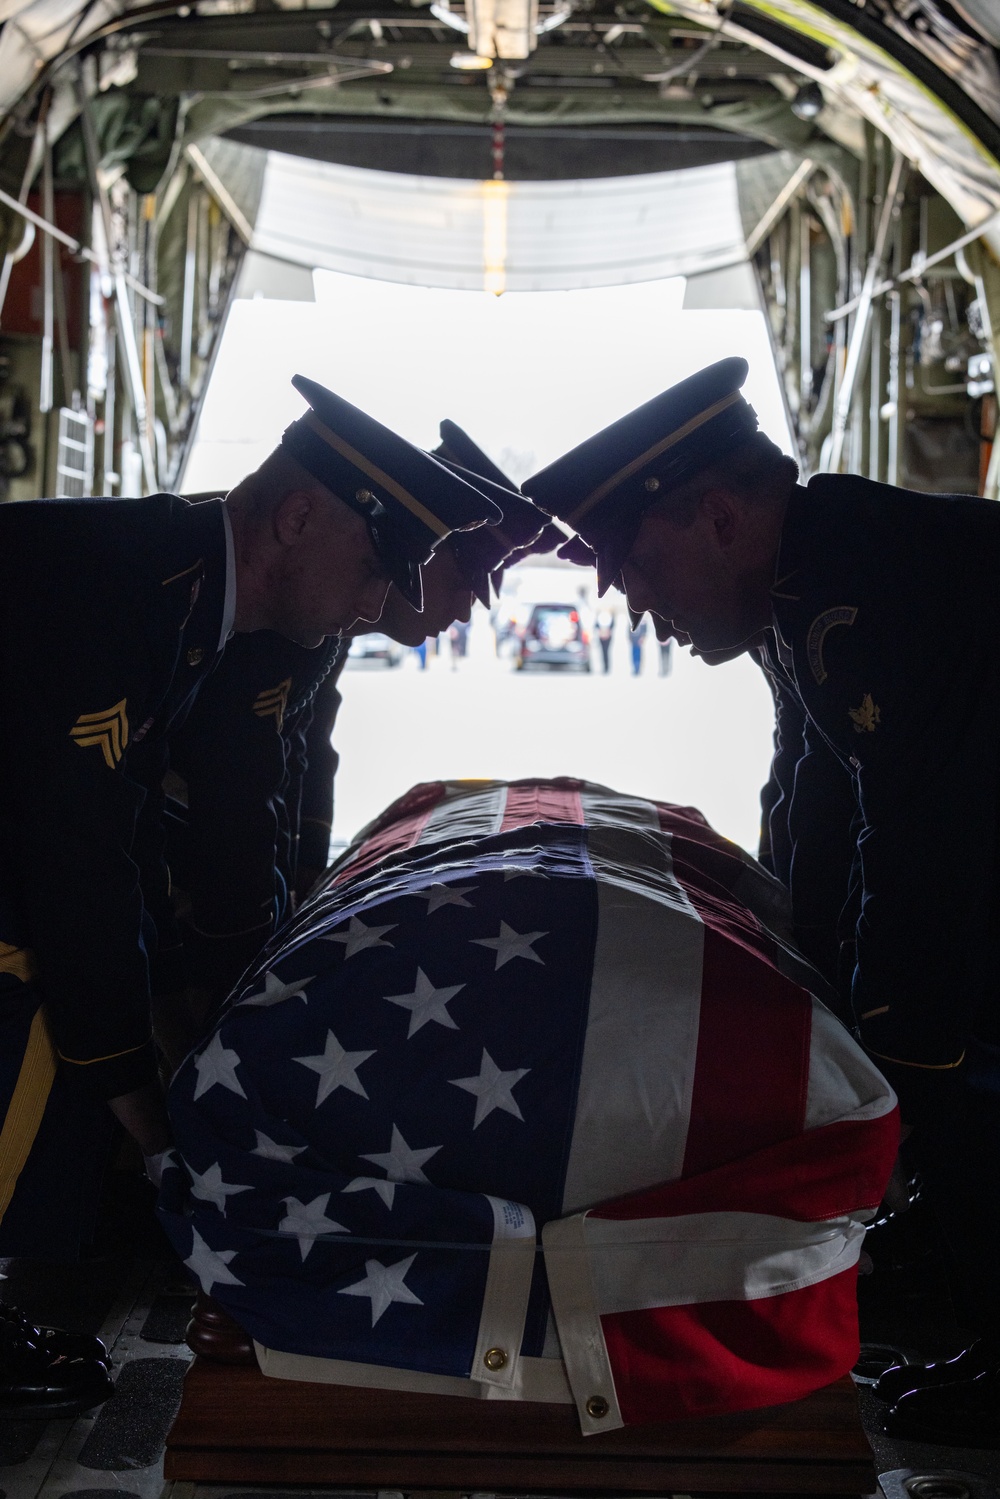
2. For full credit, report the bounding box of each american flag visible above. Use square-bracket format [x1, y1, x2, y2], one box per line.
[159, 778, 898, 1432]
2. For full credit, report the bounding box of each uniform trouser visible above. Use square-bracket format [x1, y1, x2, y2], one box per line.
[0, 897, 114, 1259]
[887, 1040, 1000, 1342]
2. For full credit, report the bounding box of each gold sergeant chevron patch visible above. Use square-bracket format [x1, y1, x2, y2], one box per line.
[69, 698, 129, 769]
[253, 677, 292, 730]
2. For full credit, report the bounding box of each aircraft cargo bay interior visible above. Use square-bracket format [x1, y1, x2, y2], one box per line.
[2, 0, 1000, 1496]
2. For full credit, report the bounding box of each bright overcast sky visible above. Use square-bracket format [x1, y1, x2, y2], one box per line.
[184, 271, 794, 491]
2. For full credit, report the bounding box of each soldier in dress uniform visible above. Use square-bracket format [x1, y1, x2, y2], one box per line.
[153, 425, 553, 1029]
[0, 375, 499, 1417]
[524, 356, 1000, 1449]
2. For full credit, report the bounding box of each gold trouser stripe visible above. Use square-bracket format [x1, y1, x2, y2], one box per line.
[302, 411, 450, 540]
[0, 942, 36, 983]
[0, 1007, 58, 1225]
[567, 389, 743, 527]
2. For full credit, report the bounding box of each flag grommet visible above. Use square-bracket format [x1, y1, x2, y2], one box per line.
[483, 1347, 507, 1371]
[586, 1395, 610, 1419]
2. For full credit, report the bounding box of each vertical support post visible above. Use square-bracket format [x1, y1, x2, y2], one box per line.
[799, 208, 811, 414]
[77, 78, 157, 494]
[103, 325, 117, 495]
[180, 191, 197, 391]
[886, 289, 902, 486]
[828, 150, 905, 472]
[40, 140, 54, 414]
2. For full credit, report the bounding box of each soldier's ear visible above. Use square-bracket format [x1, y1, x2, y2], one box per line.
[272, 487, 316, 545]
[698, 486, 739, 550]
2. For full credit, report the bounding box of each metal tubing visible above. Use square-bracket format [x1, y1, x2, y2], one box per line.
[799, 207, 811, 412]
[745, 158, 814, 258]
[40, 141, 54, 414]
[0, 184, 164, 306]
[103, 325, 117, 495]
[184, 145, 253, 245]
[77, 81, 158, 493]
[826, 202, 1000, 324]
[828, 151, 905, 473]
[180, 192, 197, 391]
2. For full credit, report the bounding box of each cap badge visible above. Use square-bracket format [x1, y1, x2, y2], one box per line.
[644, 477, 660, 493]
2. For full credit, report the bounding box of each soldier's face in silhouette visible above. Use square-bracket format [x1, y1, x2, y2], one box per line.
[270, 488, 393, 647]
[621, 488, 769, 656]
[379, 543, 473, 646]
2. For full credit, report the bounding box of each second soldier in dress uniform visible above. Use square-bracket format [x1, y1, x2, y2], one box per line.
[0, 375, 499, 1418]
[157, 422, 553, 1028]
[525, 356, 1000, 1450]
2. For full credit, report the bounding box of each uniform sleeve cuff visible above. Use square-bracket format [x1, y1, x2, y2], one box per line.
[59, 1039, 159, 1099]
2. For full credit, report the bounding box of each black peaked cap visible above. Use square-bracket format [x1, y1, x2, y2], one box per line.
[283, 376, 502, 608]
[436, 419, 516, 491]
[523, 358, 758, 595]
[435, 455, 548, 606]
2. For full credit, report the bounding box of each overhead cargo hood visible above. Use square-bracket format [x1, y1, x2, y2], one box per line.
[247, 152, 747, 293]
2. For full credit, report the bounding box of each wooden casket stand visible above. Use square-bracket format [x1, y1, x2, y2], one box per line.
[165, 1297, 878, 1495]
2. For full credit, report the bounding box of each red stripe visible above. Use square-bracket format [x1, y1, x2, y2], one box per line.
[591, 1111, 900, 1225]
[334, 782, 448, 886]
[500, 778, 585, 833]
[681, 925, 811, 1178]
[656, 804, 782, 968]
[601, 1270, 861, 1424]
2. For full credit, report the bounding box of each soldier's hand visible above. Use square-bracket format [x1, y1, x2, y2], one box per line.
[108, 1081, 172, 1157]
[151, 985, 215, 1073]
[295, 866, 325, 906]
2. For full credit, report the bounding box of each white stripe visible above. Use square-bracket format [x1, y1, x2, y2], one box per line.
[254, 1344, 574, 1404]
[417, 781, 508, 848]
[805, 998, 898, 1131]
[471, 1196, 536, 1390]
[560, 790, 704, 1213]
[582, 1208, 869, 1314]
[543, 1213, 624, 1434]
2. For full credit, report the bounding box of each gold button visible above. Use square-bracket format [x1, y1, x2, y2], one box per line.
[483, 1347, 507, 1371]
[644, 476, 660, 493]
[586, 1395, 610, 1419]
[355, 488, 375, 505]
[187, 646, 205, 666]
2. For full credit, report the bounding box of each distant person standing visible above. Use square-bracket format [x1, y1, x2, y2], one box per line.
[596, 606, 615, 673]
[414, 639, 428, 670]
[658, 635, 674, 676]
[629, 616, 647, 676]
[448, 618, 470, 668]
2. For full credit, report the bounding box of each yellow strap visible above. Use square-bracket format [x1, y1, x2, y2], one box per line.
[868, 1046, 967, 1071]
[0, 1006, 57, 1225]
[567, 389, 743, 527]
[301, 411, 450, 540]
[0, 942, 36, 984]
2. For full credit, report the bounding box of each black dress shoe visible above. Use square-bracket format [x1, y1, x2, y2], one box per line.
[0, 1310, 114, 1420]
[874, 1340, 994, 1403]
[0, 1304, 111, 1372]
[885, 1366, 1000, 1449]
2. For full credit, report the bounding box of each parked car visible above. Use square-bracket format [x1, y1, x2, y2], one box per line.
[516, 603, 591, 672]
[347, 632, 404, 668]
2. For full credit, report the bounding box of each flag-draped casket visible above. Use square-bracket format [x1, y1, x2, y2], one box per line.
[159, 778, 898, 1432]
